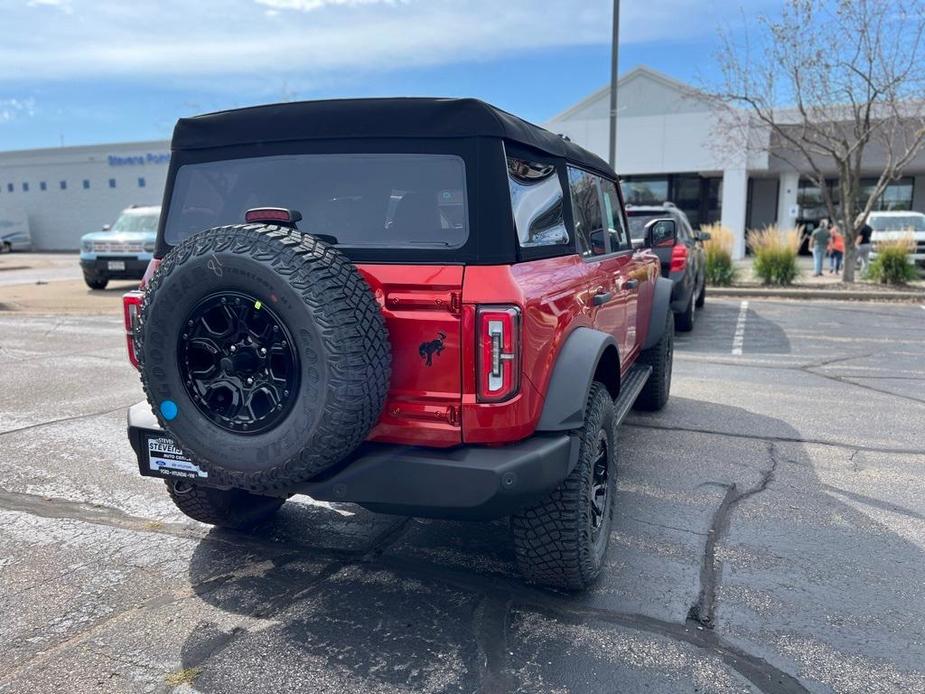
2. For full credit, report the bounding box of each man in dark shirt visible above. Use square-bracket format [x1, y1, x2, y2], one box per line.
[856, 217, 873, 273]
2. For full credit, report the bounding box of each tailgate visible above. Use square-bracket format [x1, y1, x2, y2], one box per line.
[357, 264, 464, 447]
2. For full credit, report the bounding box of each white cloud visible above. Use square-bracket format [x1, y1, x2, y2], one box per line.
[0, 98, 37, 123]
[0, 0, 772, 86]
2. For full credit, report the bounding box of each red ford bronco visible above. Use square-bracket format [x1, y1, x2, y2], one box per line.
[124, 98, 675, 590]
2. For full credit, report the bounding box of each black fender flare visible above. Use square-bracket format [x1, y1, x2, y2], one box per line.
[536, 327, 619, 432]
[643, 276, 674, 350]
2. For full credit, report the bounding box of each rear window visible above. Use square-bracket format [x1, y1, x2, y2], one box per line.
[626, 211, 660, 241]
[163, 153, 468, 249]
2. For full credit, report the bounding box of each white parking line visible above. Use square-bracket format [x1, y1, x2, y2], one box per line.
[731, 300, 749, 355]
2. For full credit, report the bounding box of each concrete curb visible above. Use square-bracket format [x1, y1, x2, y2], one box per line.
[708, 286, 925, 302]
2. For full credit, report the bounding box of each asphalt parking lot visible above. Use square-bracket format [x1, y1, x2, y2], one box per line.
[1, 296, 924, 693]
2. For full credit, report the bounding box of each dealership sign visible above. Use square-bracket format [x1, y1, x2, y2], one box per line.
[108, 153, 170, 166]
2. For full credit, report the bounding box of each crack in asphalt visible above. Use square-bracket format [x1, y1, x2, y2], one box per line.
[0, 487, 808, 694]
[0, 402, 138, 438]
[623, 420, 925, 456]
[688, 441, 779, 630]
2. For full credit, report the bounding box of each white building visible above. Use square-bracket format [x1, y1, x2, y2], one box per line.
[0, 140, 169, 250]
[547, 66, 925, 258]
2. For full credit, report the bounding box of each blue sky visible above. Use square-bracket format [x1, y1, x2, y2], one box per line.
[0, 0, 779, 151]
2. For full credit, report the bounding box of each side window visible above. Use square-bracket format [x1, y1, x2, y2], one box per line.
[567, 167, 606, 257]
[507, 157, 569, 248]
[600, 178, 630, 251]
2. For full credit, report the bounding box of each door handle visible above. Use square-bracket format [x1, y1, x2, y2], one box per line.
[624, 279, 640, 290]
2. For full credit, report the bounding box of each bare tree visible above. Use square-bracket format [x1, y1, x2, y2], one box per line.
[707, 0, 925, 281]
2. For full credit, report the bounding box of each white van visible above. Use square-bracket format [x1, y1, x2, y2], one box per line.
[868, 211, 925, 266]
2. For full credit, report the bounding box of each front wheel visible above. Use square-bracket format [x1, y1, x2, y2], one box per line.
[694, 279, 706, 308]
[511, 382, 617, 590]
[84, 274, 108, 290]
[166, 480, 284, 529]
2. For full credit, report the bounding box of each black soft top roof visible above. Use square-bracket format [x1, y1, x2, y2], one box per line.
[171, 97, 614, 178]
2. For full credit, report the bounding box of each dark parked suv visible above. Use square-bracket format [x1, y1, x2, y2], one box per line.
[626, 204, 707, 331]
[122, 98, 678, 590]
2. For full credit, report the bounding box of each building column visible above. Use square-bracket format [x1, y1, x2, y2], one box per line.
[777, 171, 800, 231]
[721, 168, 748, 260]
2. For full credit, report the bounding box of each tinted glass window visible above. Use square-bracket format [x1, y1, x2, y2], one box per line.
[622, 177, 668, 206]
[600, 178, 629, 251]
[508, 157, 569, 248]
[112, 213, 159, 233]
[626, 211, 659, 241]
[164, 154, 468, 249]
[567, 167, 606, 257]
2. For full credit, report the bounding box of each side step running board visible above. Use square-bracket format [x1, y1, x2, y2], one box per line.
[614, 364, 652, 425]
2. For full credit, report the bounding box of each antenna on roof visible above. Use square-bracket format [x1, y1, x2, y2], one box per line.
[558, 133, 572, 142]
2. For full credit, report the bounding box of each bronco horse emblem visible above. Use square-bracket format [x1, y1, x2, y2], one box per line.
[419, 331, 447, 367]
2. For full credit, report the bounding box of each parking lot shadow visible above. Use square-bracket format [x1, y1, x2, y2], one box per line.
[678, 301, 792, 355]
[179, 398, 925, 691]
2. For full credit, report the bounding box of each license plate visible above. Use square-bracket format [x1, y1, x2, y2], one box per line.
[145, 434, 208, 480]
[107, 260, 126, 271]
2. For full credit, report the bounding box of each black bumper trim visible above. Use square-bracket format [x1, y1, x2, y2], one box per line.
[127, 401, 580, 520]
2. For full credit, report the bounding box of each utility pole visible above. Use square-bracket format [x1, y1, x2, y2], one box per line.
[608, 0, 620, 169]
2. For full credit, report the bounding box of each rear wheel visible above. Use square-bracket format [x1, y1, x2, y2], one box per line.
[166, 480, 284, 529]
[84, 274, 108, 290]
[634, 309, 673, 412]
[511, 382, 617, 590]
[694, 278, 706, 308]
[674, 291, 695, 332]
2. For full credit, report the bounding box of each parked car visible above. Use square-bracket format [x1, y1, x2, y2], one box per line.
[868, 210, 925, 266]
[0, 208, 32, 252]
[626, 203, 707, 331]
[122, 98, 676, 590]
[79, 205, 159, 289]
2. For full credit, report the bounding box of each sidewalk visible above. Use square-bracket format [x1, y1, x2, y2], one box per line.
[709, 256, 925, 301]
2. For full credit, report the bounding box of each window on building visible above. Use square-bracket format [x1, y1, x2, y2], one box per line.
[60, 180, 67, 190]
[138, 177, 146, 188]
[6, 183, 12, 193]
[40, 181, 47, 191]
[621, 176, 669, 206]
[567, 167, 606, 257]
[860, 177, 914, 212]
[83, 179, 90, 190]
[22, 182, 29, 192]
[507, 157, 569, 248]
[108, 178, 116, 189]
[599, 178, 630, 251]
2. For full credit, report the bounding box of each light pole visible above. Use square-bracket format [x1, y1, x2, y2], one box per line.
[608, 0, 620, 169]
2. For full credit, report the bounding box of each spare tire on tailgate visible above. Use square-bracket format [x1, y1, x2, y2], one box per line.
[137, 224, 391, 492]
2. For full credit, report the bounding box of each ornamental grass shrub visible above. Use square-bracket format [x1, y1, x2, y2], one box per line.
[748, 225, 802, 286]
[701, 224, 737, 286]
[866, 234, 919, 285]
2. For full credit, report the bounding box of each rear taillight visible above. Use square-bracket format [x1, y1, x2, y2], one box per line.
[477, 305, 521, 403]
[123, 290, 143, 368]
[670, 244, 689, 272]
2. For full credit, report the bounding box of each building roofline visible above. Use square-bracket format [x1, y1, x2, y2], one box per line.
[546, 65, 706, 123]
[0, 139, 170, 159]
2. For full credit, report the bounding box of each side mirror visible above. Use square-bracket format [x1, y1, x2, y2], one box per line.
[697, 231, 712, 242]
[101, 224, 111, 231]
[643, 218, 677, 248]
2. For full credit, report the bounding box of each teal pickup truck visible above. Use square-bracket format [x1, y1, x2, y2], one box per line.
[79, 205, 159, 289]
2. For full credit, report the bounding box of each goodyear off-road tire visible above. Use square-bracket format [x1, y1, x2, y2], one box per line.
[166, 480, 284, 529]
[634, 309, 673, 412]
[675, 291, 695, 332]
[137, 224, 390, 492]
[511, 383, 617, 590]
[695, 279, 706, 308]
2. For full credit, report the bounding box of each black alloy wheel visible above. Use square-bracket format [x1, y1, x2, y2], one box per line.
[178, 291, 300, 435]
[589, 431, 610, 540]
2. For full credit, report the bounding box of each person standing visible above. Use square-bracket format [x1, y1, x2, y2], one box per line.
[810, 219, 831, 277]
[856, 216, 873, 274]
[828, 223, 845, 274]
